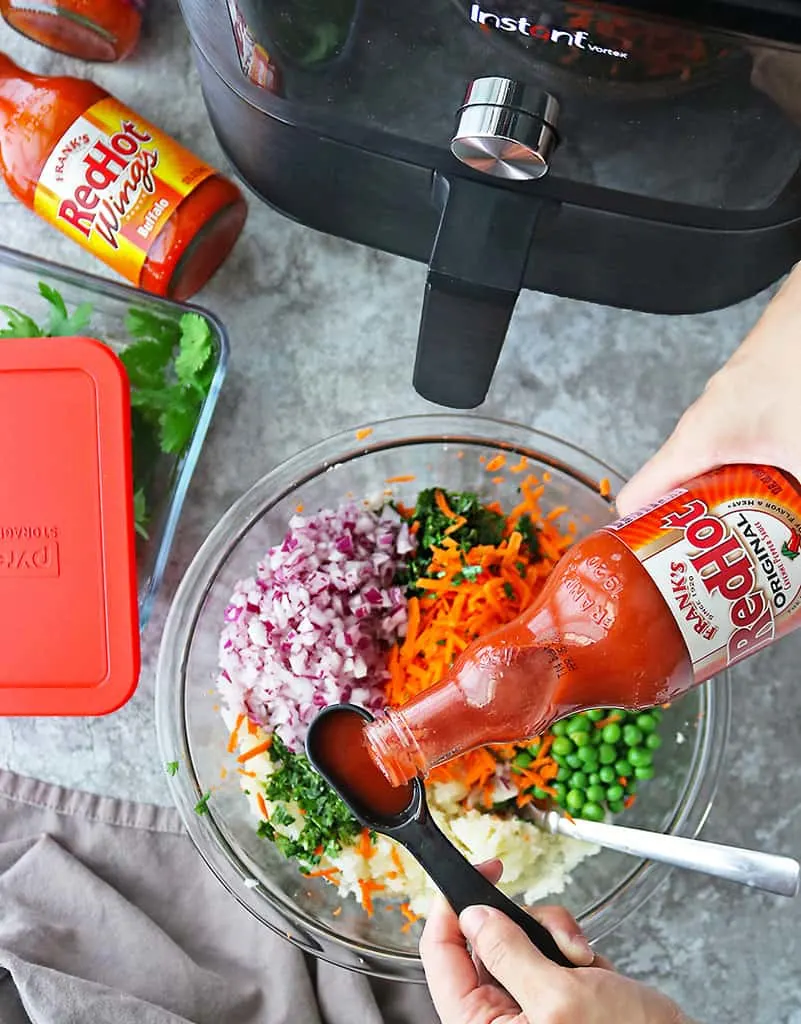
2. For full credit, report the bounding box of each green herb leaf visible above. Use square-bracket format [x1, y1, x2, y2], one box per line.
[174, 313, 213, 388]
[38, 282, 92, 336]
[0, 304, 43, 338]
[395, 488, 505, 591]
[133, 488, 149, 540]
[194, 791, 212, 816]
[165, 760, 179, 776]
[257, 734, 359, 868]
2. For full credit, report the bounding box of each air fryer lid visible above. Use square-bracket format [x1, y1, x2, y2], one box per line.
[216, 0, 801, 213]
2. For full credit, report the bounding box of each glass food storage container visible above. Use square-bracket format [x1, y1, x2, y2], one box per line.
[0, 243, 229, 627]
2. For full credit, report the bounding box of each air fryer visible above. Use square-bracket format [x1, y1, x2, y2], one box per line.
[180, 0, 801, 408]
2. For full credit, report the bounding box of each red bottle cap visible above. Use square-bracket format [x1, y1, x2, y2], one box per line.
[0, 336, 140, 715]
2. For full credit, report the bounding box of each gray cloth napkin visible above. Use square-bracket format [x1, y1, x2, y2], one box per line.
[0, 771, 439, 1024]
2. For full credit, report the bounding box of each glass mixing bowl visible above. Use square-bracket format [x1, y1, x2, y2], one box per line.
[156, 414, 730, 983]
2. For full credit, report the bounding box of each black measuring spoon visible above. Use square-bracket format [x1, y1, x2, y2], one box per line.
[305, 703, 576, 969]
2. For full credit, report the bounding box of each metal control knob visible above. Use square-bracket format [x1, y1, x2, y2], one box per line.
[450, 77, 560, 181]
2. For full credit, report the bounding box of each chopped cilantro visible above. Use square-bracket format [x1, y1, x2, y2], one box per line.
[194, 791, 212, 816]
[515, 514, 541, 557]
[396, 488, 505, 591]
[164, 760, 179, 776]
[503, 581, 515, 600]
[257, 734, 359, 868]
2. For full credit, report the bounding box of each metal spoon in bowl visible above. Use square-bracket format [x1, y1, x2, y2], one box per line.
[522, 805, 800, 897]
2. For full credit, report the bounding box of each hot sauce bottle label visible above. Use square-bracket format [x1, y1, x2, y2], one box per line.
[606, 466, 801, 680]
[34, 98, 216, 285]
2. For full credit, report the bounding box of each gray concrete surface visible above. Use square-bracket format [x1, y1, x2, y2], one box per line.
[0, 5, 799, 1021]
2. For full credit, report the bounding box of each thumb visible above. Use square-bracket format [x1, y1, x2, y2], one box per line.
[615, 424, 718, 519]
[458, 906, 563, 1003]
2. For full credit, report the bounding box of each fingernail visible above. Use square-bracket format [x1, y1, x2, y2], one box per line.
[459, 906, 489, 942]
[559, 930, 594, 967]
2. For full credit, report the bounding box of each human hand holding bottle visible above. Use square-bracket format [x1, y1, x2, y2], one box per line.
[617, 262, 801, 517]
[420, 862, 696, 1024]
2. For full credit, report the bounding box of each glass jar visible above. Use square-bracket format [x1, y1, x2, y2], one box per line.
[0, 0, 144, 62]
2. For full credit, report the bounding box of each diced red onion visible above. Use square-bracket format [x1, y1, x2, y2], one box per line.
[216, 501, 416, 751]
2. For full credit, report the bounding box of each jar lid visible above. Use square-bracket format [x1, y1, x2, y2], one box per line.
[0, 336, 140, 715]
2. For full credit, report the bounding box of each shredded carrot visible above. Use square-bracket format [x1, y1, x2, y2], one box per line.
[599, 477, 611, 497]
[485, 454, 507, 473]
[247, 719, 258, 736]
[358, 829, 375, 860]
[358, 878, 385, 916]
[256, 792, 269, 818]
[434, 489, 457, 518]
[594, 714, 622, 729]
[491, 475, 505, 485]
[388, 847, 405, 877]
[385, 871, 399, 880]
[400, 902, 422, 933]
[307, 867, 341, 880]
[410, 520, 420, 535]
[238, 768, 257, 778]
[510, 456, 529, 474]
[332, 906, 342, 917]
[624, 795, 636, 809]
[619, 777, 628, 786]
[385, 474, 416, 484]
[237, 738, 272, 763]
[355, 427, 373, 441]
[226, 713, 245, 753]
[295, 503, 304, 514]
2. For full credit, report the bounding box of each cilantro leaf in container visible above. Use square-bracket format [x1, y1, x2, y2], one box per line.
[0, 283, 217, 548]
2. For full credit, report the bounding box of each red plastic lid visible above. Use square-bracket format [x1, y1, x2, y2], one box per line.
[0, 336, 140, 715]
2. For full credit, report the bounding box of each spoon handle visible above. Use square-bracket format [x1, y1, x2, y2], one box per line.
[400, 815, 577, 968]
[536, 810, 800, 897]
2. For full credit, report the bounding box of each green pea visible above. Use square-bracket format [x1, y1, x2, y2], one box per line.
[623, 725, 643, 747]
[615, 759, 633, 779]
[626, 779, 638, 794]
[566, 789, 584, 811]
[645, 733, 662, 750]
[588, 773, 601, 786]
[599, 765, 616, 784]
[635, 765, 655, 780]
[554, 782, 568, 803]
[651, 707, 663, 721]
[601, 722, 621, 744]
[598, 743, 617, 765]
[581, 801, 605, 822]
[636, 713, 657, 734]
[608, 799, 624, 814]
[566, 715, 589, 735]
[565, 753, 582, 770]
[513, 751, 533, 769]
[628, 747, 653, 768]
[533, 787, 548, 799]
[528, 743, 541, 758]
[586, 785, 606, 804]
[551, 720, 568, 736]
[570, 771, 588, 790]
[551, 736, 574, 757]
[587, 709, 605, 722]
[556, 765, 572, 782]
[572, 731, 591, 748]
[605, 784, 624, 804]
[577, 745, 598, 766]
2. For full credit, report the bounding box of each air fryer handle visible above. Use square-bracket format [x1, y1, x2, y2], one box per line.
[413, 174, 545, 409]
